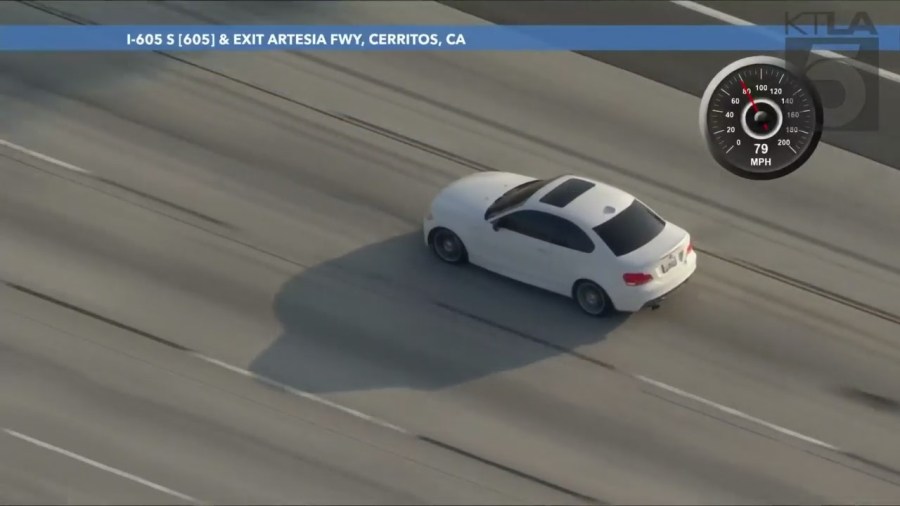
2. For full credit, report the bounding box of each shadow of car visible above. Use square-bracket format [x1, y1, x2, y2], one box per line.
[251, 232, 628, 394]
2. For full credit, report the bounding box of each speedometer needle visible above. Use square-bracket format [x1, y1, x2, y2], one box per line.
[740, 78, 768, 131]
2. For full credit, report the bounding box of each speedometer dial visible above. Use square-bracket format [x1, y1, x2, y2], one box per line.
[699, 56, 824, 180]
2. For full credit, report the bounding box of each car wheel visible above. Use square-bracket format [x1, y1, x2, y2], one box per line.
[573, 280, 613, 317]
[430, 228, 468, 264]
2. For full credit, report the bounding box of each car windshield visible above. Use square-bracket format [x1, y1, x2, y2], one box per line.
[592, 200, 666, 256]
[484, 178, 553, 219]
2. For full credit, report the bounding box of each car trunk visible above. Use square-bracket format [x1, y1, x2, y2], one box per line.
[618, 223, 691, 278]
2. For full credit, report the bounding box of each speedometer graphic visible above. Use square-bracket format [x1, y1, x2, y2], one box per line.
[699, 56, 824, 180]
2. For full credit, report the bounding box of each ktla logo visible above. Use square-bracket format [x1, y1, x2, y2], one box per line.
[784, 10, 880, 132]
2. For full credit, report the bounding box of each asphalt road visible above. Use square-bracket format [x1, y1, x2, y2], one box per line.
[1, 1, 899, 504]
[2, 282, 561, 505]
[446, 0, 900, 169]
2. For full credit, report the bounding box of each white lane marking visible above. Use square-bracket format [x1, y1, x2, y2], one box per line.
[0, 131, 848, 460]
[2, 428, 201, 503]
[670, 0, 900, 84]
[635, 375, 840, 451]
[0, 138, 92, 174]
[190, 353, 411, 435]
[5, 277, 846, 463]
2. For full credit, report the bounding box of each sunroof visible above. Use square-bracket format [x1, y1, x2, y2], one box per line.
[538, 178, 596, 208]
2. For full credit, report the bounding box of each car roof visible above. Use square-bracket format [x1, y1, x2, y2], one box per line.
[528, 175, 636, 229]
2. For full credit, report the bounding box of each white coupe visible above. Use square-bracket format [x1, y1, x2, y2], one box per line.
[422, 172, 697, 316]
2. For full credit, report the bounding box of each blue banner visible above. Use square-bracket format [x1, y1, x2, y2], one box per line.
[0, 25, 898, 51]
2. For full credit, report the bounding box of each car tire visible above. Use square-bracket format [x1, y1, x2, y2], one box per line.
[430, 228, 468, 265]
[573, 280, 614, 317]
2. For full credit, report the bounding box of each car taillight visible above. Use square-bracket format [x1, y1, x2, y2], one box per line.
[623, 272, 653, 286]
[686, 242, 694, 254]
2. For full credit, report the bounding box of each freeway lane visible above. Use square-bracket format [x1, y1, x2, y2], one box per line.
[0, 423, 190, 504]
[446, 0, 900, 170]
[0, 279, 571, 505]
[5, 155, 900, 505]
[1, 0, 899, 503]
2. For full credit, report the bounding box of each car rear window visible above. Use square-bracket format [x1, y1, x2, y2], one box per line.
[592, 200, 666, 256]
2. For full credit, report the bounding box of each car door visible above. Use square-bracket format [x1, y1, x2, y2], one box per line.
[480, 210, 555, 289]
[534, 214, 598, 295]
[487, 210, 594, 293]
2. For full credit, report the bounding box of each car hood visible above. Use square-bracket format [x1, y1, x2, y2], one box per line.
[433, 171, 537, 217]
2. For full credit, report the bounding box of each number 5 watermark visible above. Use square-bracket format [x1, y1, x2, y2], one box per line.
[784, 10, 879, 131]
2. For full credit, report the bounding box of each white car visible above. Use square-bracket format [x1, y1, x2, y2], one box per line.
[422, 172, 697, 316]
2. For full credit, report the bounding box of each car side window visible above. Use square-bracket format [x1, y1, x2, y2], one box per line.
[498, 211, 548, 241]
[498, 211, 595, 253]
[554, 218, 596, 253]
